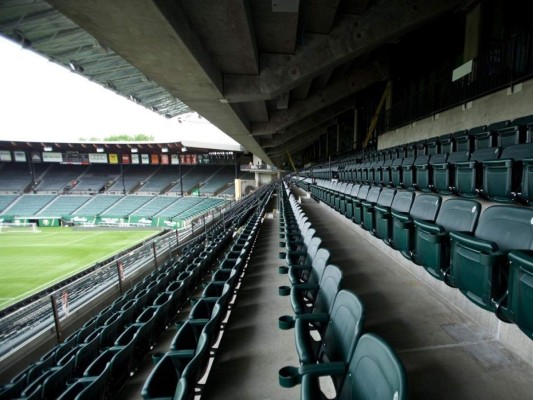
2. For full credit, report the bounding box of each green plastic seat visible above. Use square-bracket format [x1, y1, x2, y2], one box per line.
[375, 190, 413, 243]
[141, 334, 209, 400]
[438, 133, 454, 154]
[414, 199, 481, 280]
[344, 184, 361, 219]
[289, 264, 343, 317]
[480, 143, 533, 202]
[361, 187, 382, 231]
[300, 333, 409, 400]
[400, 156, 416, 189]
[413, 155, 431, 192]
[449, 205, 533, 311]
[453, 147, 501, 197]
[497, 250, 533, 339]
[288, 248, 331, 287]
[454, 129, 473, 152]
[293, 290, 364, 372]
[432, 151, 468, 194]
[390, 158, 404, 187]
[352, 185, 370, 224]
[391, 194, 441, 259]
[338, 183, 354, 215]
[379, 159, 393, 186]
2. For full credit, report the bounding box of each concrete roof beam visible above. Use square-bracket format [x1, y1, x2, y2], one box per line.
[223, 0, 462, 102]
[251, 61, 386, 136]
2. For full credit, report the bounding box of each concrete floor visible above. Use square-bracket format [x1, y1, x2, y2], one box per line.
[119, 190, 533, 399]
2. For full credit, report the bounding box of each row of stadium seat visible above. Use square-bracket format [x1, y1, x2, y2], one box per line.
[141, 208, 266, 399]
[0, 193, 227, 220]
[0, 185, 274, 400]
[275, 182, 409, 400]
[303, 178, 533, 341]
[0, 163, 243, 195]
[324, 141, 533, 204]
[309, 115, 533, 176]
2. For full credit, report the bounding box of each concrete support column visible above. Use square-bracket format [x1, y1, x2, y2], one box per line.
[353, 109, 359, 150]
[336, 123, 341, 154]
[464, 2, 482, 62]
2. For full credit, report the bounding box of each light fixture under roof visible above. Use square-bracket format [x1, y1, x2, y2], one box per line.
[161, 147, 168, 153]
[96, 147, 104, 153]
[131, 148, 138, 153]
[43, 146, 53, 152]
[181, 147, 187, 152]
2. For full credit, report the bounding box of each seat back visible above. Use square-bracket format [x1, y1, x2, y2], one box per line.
[438, 133, 454, 154]
[475, 205, 533, 251]
[337, 333, 408, 400]
[313, 265, 344, 316]
[390, 191, 414, 214]
[470, 147, 501, 162]
[376, 188, 396, 208]
[410, 194, 441, 221]
[427, 138, 439, 155]
[390, 158, 403, 187]
[365, 187, 382, 204]
[482, 143, 533, 201]
[356, 185, 370, 200]
[435, 199, 481, 233]
[506, 251, 533, 339]
[319, 290, 365, 368]
[454, 130, 472, 152]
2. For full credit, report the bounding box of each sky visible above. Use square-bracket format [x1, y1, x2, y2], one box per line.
[0, 36, 239, 148]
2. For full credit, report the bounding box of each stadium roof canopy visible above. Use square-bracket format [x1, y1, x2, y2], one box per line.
[0, 140, 242, 155]
[0, 0, 465, 166]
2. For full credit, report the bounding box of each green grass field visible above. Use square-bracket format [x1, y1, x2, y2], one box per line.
[0, 227, 160, 310]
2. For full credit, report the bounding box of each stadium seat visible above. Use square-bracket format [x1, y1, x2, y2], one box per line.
[141, 333, 209, 400]
[289, 264, 343, 318]
[379, 158, 393, 186]
[480, 143, 533, 202]
[375, 191, 414, 243]
[344, 184, 361, 219]
[449, 205, 533, 311]
[427, 137, 439, 155]
[280, 290, 365, 392]
[391, 194, 441, 259]
[361, 186, 382, 231]
[414, 199, 481, 280]
[497, 250, 533, 339]
[292, 290, 364, 372]
[390, 158, 404, 187]
[300, 333, 408, 400]
[351, 185, 370, 225]
[286, 248, 331, 290]
[439, 133, 454, 154]
[432, 151, 469, 194]
[452, 147, 501, 197]
[400, 156, 416, 189]
[454, 129, 473, 152]
[413, 154, 430, 191]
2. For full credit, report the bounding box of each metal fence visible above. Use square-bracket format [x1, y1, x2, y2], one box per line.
[0, 200, 236, 360]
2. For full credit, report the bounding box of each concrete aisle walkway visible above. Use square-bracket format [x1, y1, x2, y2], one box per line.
[201, 213, 300, 400]
[295, 191, 533, 400]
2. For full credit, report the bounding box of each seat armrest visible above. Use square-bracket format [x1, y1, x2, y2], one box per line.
[450, 231, 498, 253]
[294, 312, 329, 322]
[482, 158, 513, 167]
[414, 219, 445, 234]
[391, 210, 411, 223]
[299, 361, 346, 377]
[291, 283, 319, 292]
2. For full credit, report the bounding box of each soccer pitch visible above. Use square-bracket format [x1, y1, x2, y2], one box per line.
[0, 227, 160, 310]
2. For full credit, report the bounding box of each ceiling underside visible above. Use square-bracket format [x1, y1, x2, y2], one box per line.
[0, 0, 465, 166]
